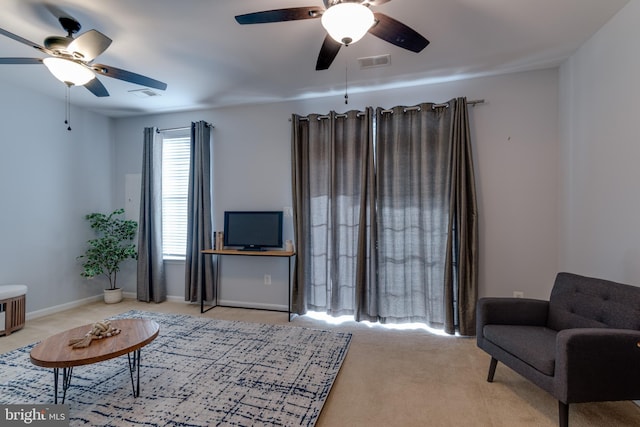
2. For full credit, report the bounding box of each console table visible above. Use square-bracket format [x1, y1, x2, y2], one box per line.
[201, 249, 296, 319]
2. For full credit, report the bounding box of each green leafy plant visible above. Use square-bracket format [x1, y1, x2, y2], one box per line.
[78, 208, 138, 290]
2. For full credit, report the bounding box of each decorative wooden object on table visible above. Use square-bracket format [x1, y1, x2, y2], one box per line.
[67, 319, 122, 348]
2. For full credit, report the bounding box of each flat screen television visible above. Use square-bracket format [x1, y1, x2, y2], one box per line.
[223, 211, 283, 251]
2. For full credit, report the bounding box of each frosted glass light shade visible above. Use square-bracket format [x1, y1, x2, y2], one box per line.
[43, 57, 95, 86]
[321, 3, 374, 45]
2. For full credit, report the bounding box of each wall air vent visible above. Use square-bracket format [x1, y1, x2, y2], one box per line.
[358, 54, 391, 69]
[128, 88, 161, 98]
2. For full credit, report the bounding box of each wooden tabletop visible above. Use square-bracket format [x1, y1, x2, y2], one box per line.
[202, 249, 295, 257]
[30, 319, 159, 369]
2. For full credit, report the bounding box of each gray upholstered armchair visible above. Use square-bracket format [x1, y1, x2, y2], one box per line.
[476, 272, 640, 427]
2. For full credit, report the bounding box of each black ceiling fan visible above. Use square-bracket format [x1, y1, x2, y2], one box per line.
[0, 13, 167, 97]
[235, 0, 429, 70]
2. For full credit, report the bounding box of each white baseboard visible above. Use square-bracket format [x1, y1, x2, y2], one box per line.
[218, 299, 288, 312]
[24, 294, 285, 321]
[124, 292, 187, 304]
[123, 291, 136, 300]
[166, 295, 188, 303]
[26, 294, 104, 321]
[26, 293, 192, 321]
[635, 400, 640, 408]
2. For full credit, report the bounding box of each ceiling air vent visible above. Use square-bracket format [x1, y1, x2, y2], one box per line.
[128, 88, 161, 98]
[358, 54, 391, 69]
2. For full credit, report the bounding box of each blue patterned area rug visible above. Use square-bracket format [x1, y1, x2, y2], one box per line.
[0, 310, 352, 426]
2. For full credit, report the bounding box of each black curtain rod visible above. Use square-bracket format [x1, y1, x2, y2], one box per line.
[380, 99, 484, 114]
[156, 122, 214, 133]
[292, 99, 485, 121]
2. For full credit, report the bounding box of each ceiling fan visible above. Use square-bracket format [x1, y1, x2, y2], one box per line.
[0, 13, 167, 97]
[235, 0, 429, 70]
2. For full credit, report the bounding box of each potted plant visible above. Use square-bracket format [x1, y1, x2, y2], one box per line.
[78, 208, 138, 303]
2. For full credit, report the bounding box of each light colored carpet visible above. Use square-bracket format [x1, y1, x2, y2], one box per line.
[0, 310, 351, 426]
[1, 300, 640, 426]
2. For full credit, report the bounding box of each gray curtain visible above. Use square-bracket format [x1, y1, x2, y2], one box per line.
[291, 110, 373, 316]
[445, 98, 478, 335]
[137, 127, 166, 303]
[184, 121, 215, 303]
[373, 98, 478, 334]
[291, 99, 478, 335]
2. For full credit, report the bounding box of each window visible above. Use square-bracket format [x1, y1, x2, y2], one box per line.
[161, 132, 190, 258]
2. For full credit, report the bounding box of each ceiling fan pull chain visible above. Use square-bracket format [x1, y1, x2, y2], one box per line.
[344, 65, 348, 105]
[65, 84, 72, 131]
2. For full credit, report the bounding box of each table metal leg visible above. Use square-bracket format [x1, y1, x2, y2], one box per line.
[51, 352, 144, 404]
[201, 254, 218, 313]
[53, 367, 73, 404]
[127, 349, 142, 397]
[288, 256, 292, 321]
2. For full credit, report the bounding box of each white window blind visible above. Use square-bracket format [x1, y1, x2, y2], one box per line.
[162, 133, 191, 258]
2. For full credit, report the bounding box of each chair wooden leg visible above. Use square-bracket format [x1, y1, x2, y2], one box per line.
[559, 401, 569, 427]
[487, 357, 498, 382]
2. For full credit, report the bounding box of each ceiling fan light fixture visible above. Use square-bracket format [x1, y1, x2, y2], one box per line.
[43, 57, 95, 86]
[321, 3, 374, 46]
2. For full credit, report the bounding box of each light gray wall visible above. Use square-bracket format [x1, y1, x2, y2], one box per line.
[5, 1, 637, 316]
[113, 67, 560, 306]
[558, 0, 640, 286]
[0, 81, 115, 314]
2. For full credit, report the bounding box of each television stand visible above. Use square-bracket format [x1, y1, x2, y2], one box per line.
[201, 249, 296, 320]
[238, 246, 266, 251]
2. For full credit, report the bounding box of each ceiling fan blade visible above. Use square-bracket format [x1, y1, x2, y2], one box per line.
[315, 34, 342, 70]
[369, 12, 429, 53]
[235, 7, 322, 24]
[67, 30, 112, 62]
[0, 27, 46, 53]
[91, 63, 167, 91]
[0, 57, 42, 64]
[84, 77, 109, 97]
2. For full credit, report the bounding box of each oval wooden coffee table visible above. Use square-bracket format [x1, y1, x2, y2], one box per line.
[30, 318, 159, 404]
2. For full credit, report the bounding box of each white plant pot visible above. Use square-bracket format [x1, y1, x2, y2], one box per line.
[104, 288, 123, 304]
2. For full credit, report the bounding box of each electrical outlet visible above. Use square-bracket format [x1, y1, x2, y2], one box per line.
[513, 291, 524, 298]
[283, 206, 293, 217]
[264, 274, 271, 285]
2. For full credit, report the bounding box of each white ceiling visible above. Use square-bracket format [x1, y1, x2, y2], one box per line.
[0, 0, 629, 118]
